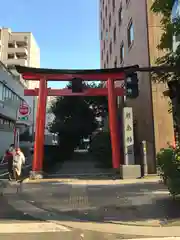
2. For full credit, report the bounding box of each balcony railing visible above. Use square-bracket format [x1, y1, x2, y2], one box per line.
[8, 47, 28, 55]
[4, 58, 28, 66]
[9, 35, 28, 43]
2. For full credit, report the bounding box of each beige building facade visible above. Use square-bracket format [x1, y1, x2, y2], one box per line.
[0, 27, 41, 138]
[100, 0, 174, 172]
[0, 27, 40, 89]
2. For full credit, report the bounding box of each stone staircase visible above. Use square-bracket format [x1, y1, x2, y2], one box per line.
[48, 154, 119, 179]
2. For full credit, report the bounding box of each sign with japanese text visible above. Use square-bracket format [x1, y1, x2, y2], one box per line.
[123, 107, 135, 165]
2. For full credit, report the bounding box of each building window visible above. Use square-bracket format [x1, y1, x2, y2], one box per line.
[105, 5, 107, 17]
[109, 14, 111, 28]
[7, 53, 14, 59]
[120, 42, 124, 63]
[102, 0, 104, 7]
[112, 0, 115, 12]
[103, 19, 105, 30]
[109, 42, 112, 55]
[8, 42, 15, 48]
[126, 0, 130, 5]
[118, 5, 123, 25]
[105, 30, 108, 40]
[0, 118, 3, 124]
[101, 51, 103, 61]
[106, 54, 109, 66]
[104, 63, 106, 69]
[114, 57, 117, 68]
[113, 26, 116, 43]
[0, 82, 3, 101]
[127, 20, 134, 47]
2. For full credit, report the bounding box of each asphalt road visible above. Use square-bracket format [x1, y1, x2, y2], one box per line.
[17, 180, 180, 226]
[0, 194, 144, 239]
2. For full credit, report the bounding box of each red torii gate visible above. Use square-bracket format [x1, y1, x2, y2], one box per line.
[15, 65, 137, 176]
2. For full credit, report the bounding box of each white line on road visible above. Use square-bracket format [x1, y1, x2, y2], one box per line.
[0, 222, 70, 233]
[151, 190, 170, 195]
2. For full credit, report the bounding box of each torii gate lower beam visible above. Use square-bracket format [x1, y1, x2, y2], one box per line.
[24, 87, 124, 96]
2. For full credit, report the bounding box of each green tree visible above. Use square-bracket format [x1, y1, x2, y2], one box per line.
[151, 0, 180, 83]
[48, 81, 108, 157]
[151, 0, 180, 140]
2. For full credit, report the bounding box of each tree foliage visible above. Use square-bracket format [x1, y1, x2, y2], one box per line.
[151, 0, 180, 83]
[48, 81, 108, 154]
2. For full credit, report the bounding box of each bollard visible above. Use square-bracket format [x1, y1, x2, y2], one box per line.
[142, 140, 148, 177]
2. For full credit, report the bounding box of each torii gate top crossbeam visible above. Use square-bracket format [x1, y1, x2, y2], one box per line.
[15, 65, 139, 81]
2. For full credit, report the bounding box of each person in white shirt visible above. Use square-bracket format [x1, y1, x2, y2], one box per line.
[13, 148, 25, 181]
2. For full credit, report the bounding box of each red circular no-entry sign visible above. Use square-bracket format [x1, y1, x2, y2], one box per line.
[19, 104, 30, 116]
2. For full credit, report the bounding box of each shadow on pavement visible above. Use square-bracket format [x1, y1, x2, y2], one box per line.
[0, 196, 41, 222]
[9, 181, 180, 227]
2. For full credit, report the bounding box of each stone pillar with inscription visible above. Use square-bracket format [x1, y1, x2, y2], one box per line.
[123, 107, 135, 165]
[120, 107, 141, 179]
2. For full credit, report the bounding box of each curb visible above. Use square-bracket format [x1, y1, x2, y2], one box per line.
[22, 177, 160, 185]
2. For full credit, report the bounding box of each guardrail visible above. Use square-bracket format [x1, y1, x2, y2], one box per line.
[0, 163, 31, 178]
[0, 162, 7, 168]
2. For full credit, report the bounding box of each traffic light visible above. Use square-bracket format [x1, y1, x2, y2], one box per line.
[125, 72, 139, 98]
[72, 78, 83, 93]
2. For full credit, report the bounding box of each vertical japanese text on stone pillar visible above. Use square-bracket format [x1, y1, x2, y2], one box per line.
[123, 107, 135, 165]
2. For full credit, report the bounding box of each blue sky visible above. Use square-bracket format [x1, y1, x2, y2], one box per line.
[0, 0, 100, 88]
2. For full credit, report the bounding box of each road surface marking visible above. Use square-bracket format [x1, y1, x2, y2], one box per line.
[0, 222, 70, 233]
[151, 190, 170, 195]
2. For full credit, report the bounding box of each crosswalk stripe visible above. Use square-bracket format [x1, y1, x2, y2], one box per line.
[0, 222, 70, 233]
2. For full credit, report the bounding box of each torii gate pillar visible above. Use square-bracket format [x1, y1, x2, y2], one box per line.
[107, 79, 120, 169]
[31, 77, 47, 176]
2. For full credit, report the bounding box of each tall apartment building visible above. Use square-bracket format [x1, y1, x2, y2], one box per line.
[100, 0, 174, 172]
[0, 27, 40, 89]
[0, 27, 40, 139]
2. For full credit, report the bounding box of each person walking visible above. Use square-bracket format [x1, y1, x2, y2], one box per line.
[13, 148, 25, 182]
[3, 144, 15, 181]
